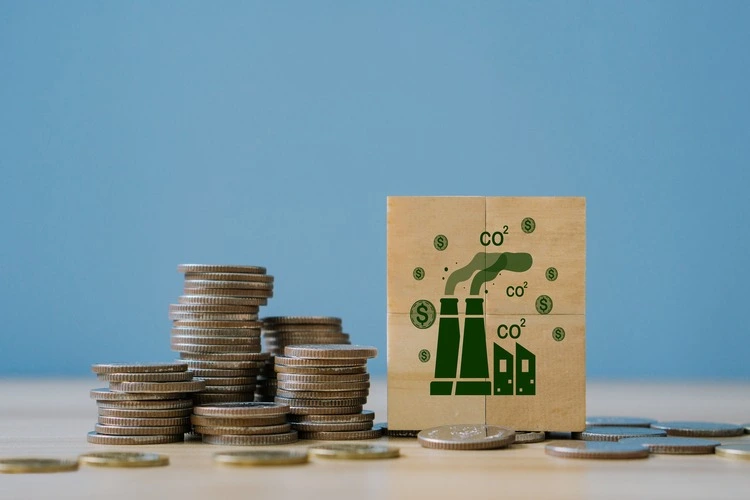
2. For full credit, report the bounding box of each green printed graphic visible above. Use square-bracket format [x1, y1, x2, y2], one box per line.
[493, 344, 514, 396]
[433, 299, 460, 380]
[545, 267, 558, 281]
[445, 252, 533, 295]
[535, 295, 553, 314]
[521, 217, 536, 234]
[413, 267, 425, 280]
[458, 299, 489, 380]
[552, 327, 566, 342]
[418, 349, 431, 362]
[434, 234, 448, 251]
[515, 343, 536, 395]
[410, 300, 436, 329]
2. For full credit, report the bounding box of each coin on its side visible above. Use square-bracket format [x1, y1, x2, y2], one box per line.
[109, 380, 206, 394]
[0, 458, 79, 474]
[274, 365, 367, 375]
[287, 405, 364, 416]
[201, 431, 298, 446]
[86, 432, 184, 445]
[308, 443, 399, 460]
[97, 399, 193, 410]
[715, 443, 750, 460]
[193, 424, 291, 436]
[291, 421, 374, 432]
[289, 410, 375, 424]
[97, 371, 194, 383]
[515, 431, 546, 444]
[78, 452, 169, 468]
[90, 388, 184, 401]
[283, 345, 377, 359]
[98, 407, 192, 418]
[92, 362, 187, 374]
[650, 421, 745, 437]
[585, 416, 656, 428]
[545, 441, 649, 459]
[213, 450, 308, 466]
[191, 414, 288, 427]
[417, 424, 515, 450]
[193, 402, 290, 417]
[274, 356, 367, 367]
[619, 436, 720, 454]
[177, 264, 267, 274]
[573, 426, 667, 442]
[297, 428, 383, 440]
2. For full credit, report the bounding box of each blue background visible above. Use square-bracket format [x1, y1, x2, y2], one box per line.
[1, 1, 748, 379]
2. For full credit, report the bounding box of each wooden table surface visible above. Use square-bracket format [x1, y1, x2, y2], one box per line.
[1, 379, 748, 500]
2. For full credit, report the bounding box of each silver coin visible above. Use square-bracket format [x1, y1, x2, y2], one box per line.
[715, 443, 750, 460]
[619, 436, 720, 454]
[545, 441, 649, 459]
[515, 431, 546, 444]
[573, 426, 666, 442]
[650, 421, 745, 437]
[417, 424, 515, 450]
[585, 416, 656, 428]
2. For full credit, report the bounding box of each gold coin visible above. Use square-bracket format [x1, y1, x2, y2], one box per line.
[308, 443, 399, 460]
[201, 431, 299, 446]
[183, 272, 274, 283]
[86, 432, 184, 445]
[193, 423, 291, 436]
[109, 380, 206, 393]
[97, 371, 194, 383]
[177, 264, 267, 274]
[92, 362, 187, 374]
[417, 424, 515, 450]
[0, 458, 79, 474]
[179, 295, 268, 306]
[213, 450, 308, 466]
[78, 452, 169, 468]
[283, 345, 377, 359]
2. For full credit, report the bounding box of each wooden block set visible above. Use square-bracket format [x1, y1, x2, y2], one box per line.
[387, 197, 586, 432]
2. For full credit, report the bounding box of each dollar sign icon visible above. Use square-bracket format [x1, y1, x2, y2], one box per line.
[535, 295, 553, 315]
[546, 267, 558, 281]
[552, 327, 566, 342]
[433, 234, 448, 251]
[410, 299, 436, 329]
[521, 217, 536, 234]
[418, 349, 431, 363]
[413, 267, 425, 281]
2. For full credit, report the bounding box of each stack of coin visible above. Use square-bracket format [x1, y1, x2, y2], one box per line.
[257, 317, 349, 401]
[171, 264, 274, 404]
[275, 345, 382, 440]
[88, 362, 203, 445]
[192, 402, 298, 445]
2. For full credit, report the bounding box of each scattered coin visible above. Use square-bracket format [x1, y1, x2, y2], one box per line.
[78, 452, 169, 468]
[308, 443, 400, 460]
[201, 431, 298, 446]
[574, 426, 667, 442]
[213, 450, 308, 466]
[417, 424, 515, 450]
[284, 345, 377, 359]
[515, 431, 546, 444]
[91, 363, 187, 374]
[0, 458, 79, 474]
[619, 436, 720, 454]
[86, 432, 184, 445]
[650, 421, 745, 437]
[545, 441, 650, 459]
[715, 443, 750, 460]
[585, 416, 656, 427]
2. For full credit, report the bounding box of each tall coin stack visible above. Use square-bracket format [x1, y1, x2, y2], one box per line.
[171, 264, 273, 406]
[88, 362, 203, 445]
[256, 317, 350, 402]
[274, 345, 383, 440]
[190, 401, 298, 446]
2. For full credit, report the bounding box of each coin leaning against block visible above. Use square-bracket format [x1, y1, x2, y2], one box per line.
[417, 424, 515, 450]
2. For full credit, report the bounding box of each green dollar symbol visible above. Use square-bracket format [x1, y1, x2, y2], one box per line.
[546, 267, 558, 281]
[433, 234, 448, 251]
[535, 295, 553, 315]
[552, 327, 565, 342]
[521, 217, 536, 234]
[413, 267, 425, 280]
[418, 349, 431, 363]
[410, 299, 436, 329]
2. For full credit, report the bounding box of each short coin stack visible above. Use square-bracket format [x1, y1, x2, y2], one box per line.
[88, 363, 203, 445]
[257, 316, 349, 401]
[171, 264, 273, 405]
[192, 402, 297, 445]
[275, 345, 382, 440]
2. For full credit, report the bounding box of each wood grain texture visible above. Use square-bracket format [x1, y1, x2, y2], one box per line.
[1, 380, 749, 500]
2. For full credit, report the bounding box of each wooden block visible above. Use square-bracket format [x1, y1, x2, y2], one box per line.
[387, 196, 585, 432]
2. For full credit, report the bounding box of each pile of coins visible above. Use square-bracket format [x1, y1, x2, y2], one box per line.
[256, 316, 349, 401]
[275, 344, 382, 440]
[191, 402, 298, 445]
[170, 264, 273, 405]
[88, 362, 202, 445]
